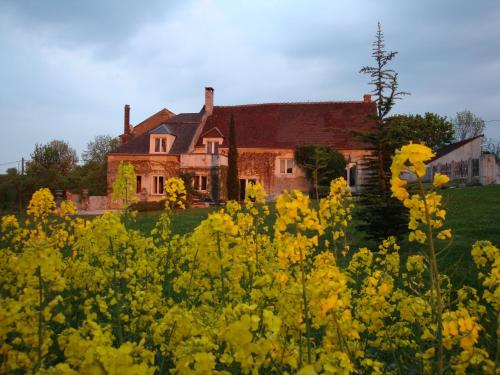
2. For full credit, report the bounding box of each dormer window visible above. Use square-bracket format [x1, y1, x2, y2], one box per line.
[207, 141, 220, 155]
[203, 137, 223, 155]
[155, 138, 167, 153]
[201, 127, 224, 155]
[150, 134, 175, 154]
[149, 125, 176, 154]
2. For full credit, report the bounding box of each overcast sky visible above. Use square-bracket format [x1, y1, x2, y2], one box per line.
[1, 0, 499, 172]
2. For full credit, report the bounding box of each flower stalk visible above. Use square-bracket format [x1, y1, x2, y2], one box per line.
[417, 177, 444, 374]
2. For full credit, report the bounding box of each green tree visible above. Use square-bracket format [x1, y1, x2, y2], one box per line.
[227, 114, 239, 201]
[384, 113, 454, 150]
[452, 110, 485, 141]
[357, 22, 409, 241]
[0, 168, 21, 212]
[28, 140, 78, 176]
[112, 161, 136, 207]
[295, 145, 346, 200]
[25, 140, 78, 192]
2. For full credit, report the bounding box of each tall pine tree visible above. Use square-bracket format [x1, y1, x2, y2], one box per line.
[227, 114, 239, 201]
[357, 23, 410, 240]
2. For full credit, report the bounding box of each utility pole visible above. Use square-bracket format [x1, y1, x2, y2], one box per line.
[19, 157, 25, 214]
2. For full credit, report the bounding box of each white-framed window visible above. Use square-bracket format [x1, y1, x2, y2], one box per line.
[203, 137, 223, 155]
[152, 175, 164, 195]
[279, 159, 294, 174]
[206, 141, 220, 155]
[150, 135, 174, 154]
[155, 138, 167, 153]
[193, 175, 208, 191]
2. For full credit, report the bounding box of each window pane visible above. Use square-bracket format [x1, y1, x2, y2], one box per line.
[193, 176, 200, 190]
[153, 176, 158, 194]
[472, 159, 479, 177]
[286, 159, 293, 173]
[136, 176, 142, 193]
[159, 176, 164, 194]
[201, 176, 207, 190]
[280, 159, 286, 173]
[214, 142, 219, 155]
[161, 138, 167, 152]
[155, 138, 161, 152]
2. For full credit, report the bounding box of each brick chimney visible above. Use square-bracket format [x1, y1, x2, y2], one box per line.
[363, 94, 372, 103]
[122, 104, 131, 143]
[205, 87, 214, 115]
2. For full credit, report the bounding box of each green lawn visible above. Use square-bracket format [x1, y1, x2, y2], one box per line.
[132, 206, 219, 235]
[435, 185, 500, 287]
[130, 185, 500, 286]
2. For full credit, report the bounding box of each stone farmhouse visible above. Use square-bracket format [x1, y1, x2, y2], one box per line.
[107, 88, 376, 205]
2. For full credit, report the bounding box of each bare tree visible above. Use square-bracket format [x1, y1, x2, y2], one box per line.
[452, 110, 485, 141]
[82, 135, 120, 164]
[483, 138, 500, 159]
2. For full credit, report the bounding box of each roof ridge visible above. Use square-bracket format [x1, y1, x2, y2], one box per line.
[200, 126, 225, 138]
[164, 112, 203, 124]
[214, 101, 369, 108]
[432, 135, 483, 161]
[173, 112, 200, 116]
[134, 108, 174, 126]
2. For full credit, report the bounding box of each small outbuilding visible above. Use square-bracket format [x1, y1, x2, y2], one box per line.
[424, 136, 499, 185]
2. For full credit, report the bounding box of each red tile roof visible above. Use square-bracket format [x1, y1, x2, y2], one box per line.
[195, 101, 376, 150]
[132, 108, 175, 135]
[200, 127, 224, 139]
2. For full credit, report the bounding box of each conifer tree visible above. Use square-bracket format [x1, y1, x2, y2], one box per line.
[357, 22, 409, 240]
[227, 114, 239, 201]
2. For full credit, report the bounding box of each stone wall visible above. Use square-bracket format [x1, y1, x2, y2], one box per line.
[107, 147, 372, 205]
[88, 196, 108, 211]
[181, 165, 228, 202]
[236, 148, 307, 199]
[233, 148, 371, 198]
[107, 154, 180, 208]
[480, 154, 499, 185]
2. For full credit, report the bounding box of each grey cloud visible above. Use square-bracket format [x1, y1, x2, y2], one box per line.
[0, 0, 186, 55]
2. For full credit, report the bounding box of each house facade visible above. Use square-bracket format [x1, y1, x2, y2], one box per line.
[107, 88, 376, 206]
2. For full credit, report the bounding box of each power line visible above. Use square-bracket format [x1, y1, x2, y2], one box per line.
[0, 160, 22, 167]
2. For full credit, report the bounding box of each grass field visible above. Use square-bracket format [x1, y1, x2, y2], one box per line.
[131, 185, 500, 286]
[434, 185, 500, 287]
